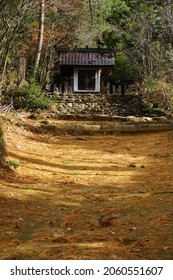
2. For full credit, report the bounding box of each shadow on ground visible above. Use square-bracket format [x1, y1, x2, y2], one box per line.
[0, 119, 173, 259]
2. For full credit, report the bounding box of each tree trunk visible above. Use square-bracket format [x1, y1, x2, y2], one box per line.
[164, 0, 173, 50]
[1, 52, 9, 83]
[34, 0, 45, 77]
[88, 0, 93, 26]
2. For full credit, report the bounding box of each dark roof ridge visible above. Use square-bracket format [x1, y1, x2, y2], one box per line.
[57, 47, 114, 53]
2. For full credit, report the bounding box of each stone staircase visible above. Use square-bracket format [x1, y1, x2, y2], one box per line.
[55, 93, 146, 117]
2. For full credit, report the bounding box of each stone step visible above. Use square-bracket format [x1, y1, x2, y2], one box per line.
[55, 93, 146, 117]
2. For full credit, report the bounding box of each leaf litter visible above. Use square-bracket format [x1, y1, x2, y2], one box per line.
[0, 115, 173, 260]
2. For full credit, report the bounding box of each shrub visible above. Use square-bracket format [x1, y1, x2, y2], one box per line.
[8, 160, 19, 169]
[143, 107, 166, 117]
[9, 79, 57, 111]
[140, 78, 173, 114]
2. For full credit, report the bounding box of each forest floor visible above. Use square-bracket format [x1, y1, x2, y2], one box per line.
[0, 114, 173, 260]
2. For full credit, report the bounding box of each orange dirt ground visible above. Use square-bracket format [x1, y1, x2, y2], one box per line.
[0, 115, 173, 260]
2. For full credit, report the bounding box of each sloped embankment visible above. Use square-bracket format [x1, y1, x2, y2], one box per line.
[27, 115, 173, 135]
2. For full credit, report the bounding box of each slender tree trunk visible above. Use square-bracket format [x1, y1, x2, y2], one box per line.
[0, 1, 29, 82]
[88, 0, 93, 26]
[1, 30, 17, 82]
[163, 0, 173, 50]
[1, 52, 9, 82]
[34, 0, 45, 77]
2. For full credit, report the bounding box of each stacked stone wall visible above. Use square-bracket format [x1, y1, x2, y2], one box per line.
[55, 93, 145, 117]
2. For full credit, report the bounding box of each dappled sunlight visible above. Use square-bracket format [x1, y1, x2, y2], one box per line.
[0, 117, 173, 260]
[7, 138, 148, 188]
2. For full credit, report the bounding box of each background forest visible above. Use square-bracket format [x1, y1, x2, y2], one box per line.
[0, 0, 173, 113]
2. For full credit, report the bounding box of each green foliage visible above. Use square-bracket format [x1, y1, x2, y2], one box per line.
[143, 107, 166, 117]
[141, 78, 173, 114]
[100, 0, 169, 81]
[112, 54, 138, 85]
[7, 160, 19, 169]
[11, 79, 57, 111]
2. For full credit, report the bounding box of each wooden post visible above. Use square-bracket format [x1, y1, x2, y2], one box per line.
[68, 85, 72, 94]
[18, 57, 26, 88]
[53, 84, 58, 94]
[118, 85, 121, 95]
[107, 83, 110, 94]
[64, 82, 68, 93]
[59, 84, 62, 94]
[113, 85, 116, 94]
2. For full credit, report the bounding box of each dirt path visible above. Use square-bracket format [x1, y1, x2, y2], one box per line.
[0, 116, 173, 260]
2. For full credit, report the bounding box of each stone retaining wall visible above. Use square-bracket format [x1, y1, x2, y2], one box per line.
[39, 122, 173, 135]
[55, 93, 145, 117]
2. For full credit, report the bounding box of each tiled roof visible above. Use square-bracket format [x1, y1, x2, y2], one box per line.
[59, 49, 115, 66]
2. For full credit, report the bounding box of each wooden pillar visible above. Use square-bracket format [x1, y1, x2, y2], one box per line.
[18, 57, 26, 88]
[53, 84, 58, 94]
[68, 85, 72, 93]
[64, 82, 68, 93]
[59, 84, 62, 94]
[107, 83, 110, 94]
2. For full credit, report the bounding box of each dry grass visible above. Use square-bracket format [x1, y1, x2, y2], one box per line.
[0, 115, 173, 260]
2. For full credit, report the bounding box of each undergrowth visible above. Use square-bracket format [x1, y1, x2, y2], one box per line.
[141, 78, 173, 116]
[7, 160, 19, 169]
[2, 79, 57, 112]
